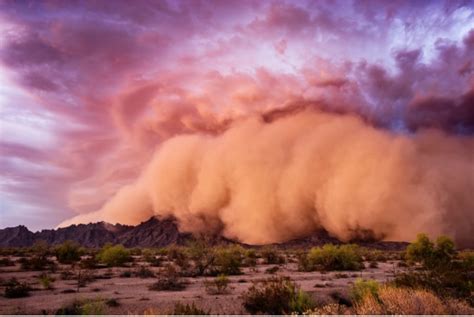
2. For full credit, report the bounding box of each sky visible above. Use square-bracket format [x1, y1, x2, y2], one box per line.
[0, 0, 473, 231]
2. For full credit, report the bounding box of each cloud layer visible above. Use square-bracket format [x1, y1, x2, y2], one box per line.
[0, 1, 473, 241]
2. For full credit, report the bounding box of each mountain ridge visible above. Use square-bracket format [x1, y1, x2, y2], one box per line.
[0, 217, 408, 250]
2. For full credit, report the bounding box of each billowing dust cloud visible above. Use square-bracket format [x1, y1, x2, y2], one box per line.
[60, 110, 474, 247]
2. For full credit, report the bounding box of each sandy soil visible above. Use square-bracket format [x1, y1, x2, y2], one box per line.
[0, 256, 403, 314]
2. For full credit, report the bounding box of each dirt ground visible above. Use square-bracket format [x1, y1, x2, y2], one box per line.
[0, 255, 403, 314]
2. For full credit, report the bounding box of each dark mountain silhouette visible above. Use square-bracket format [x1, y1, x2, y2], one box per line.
[0, 217, 191, 248]
[0, 216, 408, 250]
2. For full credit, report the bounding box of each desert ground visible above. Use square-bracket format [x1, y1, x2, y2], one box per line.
[0, 238, 472, 315]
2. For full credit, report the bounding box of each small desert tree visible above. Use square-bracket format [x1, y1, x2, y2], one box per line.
[96, 244, 131, 267]
[55, 240, 82, 264]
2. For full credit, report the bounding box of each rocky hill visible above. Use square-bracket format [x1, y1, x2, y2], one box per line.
[0, 217, 408, 250]
[0, 217, 192, 248]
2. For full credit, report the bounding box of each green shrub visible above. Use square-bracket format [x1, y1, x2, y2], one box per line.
[350, 278, 380, 303]
[393, 269, 473, 304]
[242, 249, 258, 267]
[305, 244, 363, 271]
[213, 245, 243, 275]
[96, 244, 131, 267]
[55, 240, 82, 264]
[4, 278, 30, 298]
[19, 255, 56, 271]
[204, 274, 230, 294]
[172, 302, 209, 315]
[167, 245, 190, 270]
[260, 247, 285, 264]
[56, 298, 105, 315]
[38, 273, 55, 290]
[242, 276, 314, 314]
[406, 234, 456, 269]
[458, 251, 474, 270]
[185, 240, 215, 276]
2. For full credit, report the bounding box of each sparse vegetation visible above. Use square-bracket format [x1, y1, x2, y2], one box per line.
[354, 285, 473, 314]
[394, 234, 474, 304]
[56, 298, 106, 315]
[0, 257, 14, 267]
[242, 276, 315, 314]
[301, 244, 363, 271]
[204, 274, 230, 294]
[172, 302, 209, 315]
[55, 240, 82, 264]
[0, 234, 472, 314]
[213, 245, 244, 275]
[149, 265, 186, 291]
[350, 278, 380, 303]
[135, 266, 155, 278]
[38, 273, 55, 290]
[405, 233, 455, 268]
[4, 278, 31, 298]
[96, 244, 131, 267]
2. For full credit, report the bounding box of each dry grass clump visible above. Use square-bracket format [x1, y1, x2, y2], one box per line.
[242, 276, 314, 314]
[204, 274, 230, 295]
[354, 286, 474, 315]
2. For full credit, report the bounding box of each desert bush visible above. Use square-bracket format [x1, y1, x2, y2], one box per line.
[458, 250, 474, 270]
[79, 256, 98, 269]
[167, 245, 190, 270]
[172, 302, 209, 315]
[60, 270, 75, 280]
[142, 249, 161, 267]
[260, 246, 285, 264]
[56, 298, 105, 315]
[185, 239, 215, 276]
[397, 234, 473, 303]
[350, 278, 380, 303]
[105, 298, 120, 307]
[55, 240, 82, 264]
[360, 248, 389, 262]
[305, 303, 349, 315]
[0, 257, 14, 267]
[149, 265, 186, 291]
[242, 249, 258, 267]
[265, 266, 280, 274]
[38, 273, 55, 290]
[4, 278, 31, 298]
[76, 269, 95, 290]
[242, 276, 315, 314]
[149, 277, 186, 291]
[213, 245, 244, 275]
[19, 255, 56, 271]
[393, 269, 473, 303]
[406, 234, 455, 268]
[204, 274, 230, 295]
[135, 266, 155, 278]
[354, 285, 474, 314]
[304, 244, 363, 271]
[32, 240, 50, 256]
[120, 270, 132, 278]
[96, 244, 131, 267]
